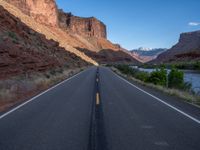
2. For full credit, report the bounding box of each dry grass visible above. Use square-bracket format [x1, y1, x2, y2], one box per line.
[0, 0, 98, 66]
[112, 67, 200, 106]
[0, 67, 86, 111]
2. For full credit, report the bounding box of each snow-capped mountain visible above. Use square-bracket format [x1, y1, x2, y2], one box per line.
[130, 48, 167, 62]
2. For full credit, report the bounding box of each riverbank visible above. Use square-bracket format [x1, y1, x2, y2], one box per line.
[137, 67, 200, 94]
[140, 61, 200, 71]
[111, 66, 200, 106]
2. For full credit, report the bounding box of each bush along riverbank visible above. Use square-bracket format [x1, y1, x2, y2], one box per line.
[140, 61, 200, 71]
[113, 65, 200, 106]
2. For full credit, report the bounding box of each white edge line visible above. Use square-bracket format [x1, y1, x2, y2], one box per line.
[114, 72, 200, 124]
[0, 69, 86, 120]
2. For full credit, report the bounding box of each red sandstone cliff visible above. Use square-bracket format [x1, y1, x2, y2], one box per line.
[2, 0, 139, 64]
[5, 0, 58, 27]
[0, 5, 88, 79]
[58, 10, 107, 39]
[152, 30, 200, 63]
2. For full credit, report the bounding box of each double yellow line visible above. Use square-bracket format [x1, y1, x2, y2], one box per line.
[96, 93, 100, 105]
[96, 76, 100, 105]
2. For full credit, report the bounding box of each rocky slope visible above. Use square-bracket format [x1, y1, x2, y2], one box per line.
[77, 48, 140, 64]
[2, 0, 139, 64]
[1, 0, 98, 65]
[0, 5, 88, 79]
[130, 48, 166, 62]
[152, 30, 200, 63]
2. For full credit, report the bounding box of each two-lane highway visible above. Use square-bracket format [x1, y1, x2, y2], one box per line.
[0, 66, 200, 150]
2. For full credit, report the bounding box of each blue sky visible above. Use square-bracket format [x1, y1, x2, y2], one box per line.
[56, 0, 200, 50]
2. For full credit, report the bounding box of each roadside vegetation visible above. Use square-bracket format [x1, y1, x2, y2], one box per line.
[113, 64, 200, 106]
[140, 61, 200, 71]
[0, 67, 85, 111]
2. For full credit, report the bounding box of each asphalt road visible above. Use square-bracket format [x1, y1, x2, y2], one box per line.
[0, 66, 200, 150]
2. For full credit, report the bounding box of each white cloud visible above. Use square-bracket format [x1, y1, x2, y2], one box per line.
[188, 22, 200, 26]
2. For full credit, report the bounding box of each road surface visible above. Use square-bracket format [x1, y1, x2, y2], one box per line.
[0, 67, 200, 150]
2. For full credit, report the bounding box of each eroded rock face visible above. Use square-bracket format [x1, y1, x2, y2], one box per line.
[58, 10, 107, 38]
[152, 30, 200, 63]
[0, 6, 88, 79]
[5, 0, 58, 27]
[3, 0, 139, 64]
[5, 0, 107, 38]
[172, 31, 200, 53]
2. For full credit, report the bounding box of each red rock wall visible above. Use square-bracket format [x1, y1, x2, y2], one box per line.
[152, 30, 200, 63]
[0, 6, 88, 79]
[5, 0, 107, 39]
[4, 0, 58, 27]
[58, 10, 107, 39]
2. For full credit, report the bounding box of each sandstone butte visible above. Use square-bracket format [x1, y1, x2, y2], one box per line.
[0, 0, 98, 65]
[152, 30, 200, 63]
[0, 0, 139, 65]
[0, 5, 90, 79]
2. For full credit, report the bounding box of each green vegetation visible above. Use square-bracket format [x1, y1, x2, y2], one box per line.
[194, 61, 200, 70]
[134, 71, 149, 82]
[116, 65, 136, 76]
[140, 61, 200, 71]
[114, 65, 199, 105]
[115, 64, 192, 91]
[7, 31, 17, 39]
[7, 31, 19, 43]
[147, 68, 167, 86]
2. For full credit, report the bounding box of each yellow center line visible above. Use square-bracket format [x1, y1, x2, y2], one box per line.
[96, 92, 100, 105]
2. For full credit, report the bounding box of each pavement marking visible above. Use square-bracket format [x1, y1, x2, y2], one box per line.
[0, 69, 87, 120]
[114, 73, 200, 125]
[96, 78, 99, 82]
[96, 93, 100, 105]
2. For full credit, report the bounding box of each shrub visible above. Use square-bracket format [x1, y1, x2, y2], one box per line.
[135, 71, 149, 82]
[7, 31, 19, 43]
[168, 67, 184, 89]
[116, 65, 136, 76]
[147, 68, 167, 86]
[194, 61, 200, 70]
[7, 31, 17, 40]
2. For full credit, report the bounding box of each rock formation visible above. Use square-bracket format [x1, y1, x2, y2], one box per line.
[0, 6, 88, 79]
[58, 10, 107, 39]
[152, 30, 200, 63]
[2, 0, 139, 64]
[4, 0, 58, 27]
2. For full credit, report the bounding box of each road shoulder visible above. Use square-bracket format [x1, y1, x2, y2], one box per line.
[110, 67, 200, 122]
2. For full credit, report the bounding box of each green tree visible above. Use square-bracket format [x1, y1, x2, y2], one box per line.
[147, 68, 167, 86]
[116, 65, 136, 76]
[194, 61, 200, 70]
[168, 67, 184, 89]
[135, 71, 149, 82]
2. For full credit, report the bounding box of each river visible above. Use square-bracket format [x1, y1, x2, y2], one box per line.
[133, 67, 200, 94]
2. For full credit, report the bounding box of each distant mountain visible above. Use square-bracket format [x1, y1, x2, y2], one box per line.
[130, 48, 167, 63]
[152, 30, 200, 63]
